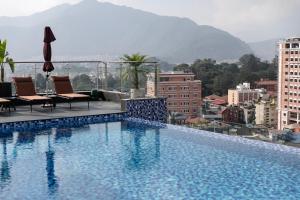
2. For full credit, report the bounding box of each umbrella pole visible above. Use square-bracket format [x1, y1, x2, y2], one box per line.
[46, 72, 49, 97]
[42, 72, 52, 108]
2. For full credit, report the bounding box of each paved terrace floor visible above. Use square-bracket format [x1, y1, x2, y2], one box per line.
[0, 101, 122, 123]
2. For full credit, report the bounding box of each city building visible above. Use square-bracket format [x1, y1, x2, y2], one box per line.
[147, 71, 202, 117]
[255, 99, 277, 128]
[228, 83, 260, 105]
[201, 95, 227, 120]
[254, 79, 277, 97]
[240, 103, 256, 125]
[221, 105, 245, 124]
[278, 37, 300, 130]
[204, 94, 228, 105]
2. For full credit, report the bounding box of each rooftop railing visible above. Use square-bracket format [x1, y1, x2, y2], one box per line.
[1, 60, 159, 99]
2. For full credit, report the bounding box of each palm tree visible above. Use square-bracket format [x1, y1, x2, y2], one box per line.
[121, 53, 147, 90]
[0, 40, 15, 82]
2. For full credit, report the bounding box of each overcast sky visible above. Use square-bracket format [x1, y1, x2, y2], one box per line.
[0, 0, 299, 42]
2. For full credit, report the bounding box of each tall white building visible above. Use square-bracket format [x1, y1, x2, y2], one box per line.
[278, 38, 300, 130]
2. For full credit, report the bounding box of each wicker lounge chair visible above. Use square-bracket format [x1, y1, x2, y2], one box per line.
[12, 77, 52, 112]
[51, 76, 90, 109]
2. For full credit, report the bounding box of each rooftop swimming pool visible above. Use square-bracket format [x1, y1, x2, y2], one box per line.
[1, 118, 300, 199]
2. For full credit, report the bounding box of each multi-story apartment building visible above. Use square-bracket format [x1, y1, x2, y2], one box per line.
[255, 99, 277, 128]
[278, 38, 300, 130]
[147, 72, 202, 117]
[228, 83, 260, 105]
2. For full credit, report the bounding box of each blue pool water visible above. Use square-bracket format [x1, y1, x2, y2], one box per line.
[1, 119, 300, 200]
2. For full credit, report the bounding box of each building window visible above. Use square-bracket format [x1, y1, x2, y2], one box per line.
[160, 77, 170, 82]
[292, 43, 299, 48]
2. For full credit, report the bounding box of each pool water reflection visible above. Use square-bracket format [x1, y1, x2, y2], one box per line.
[0, 120, 300, 199]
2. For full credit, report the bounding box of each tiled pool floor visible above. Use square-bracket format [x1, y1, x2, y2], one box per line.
[0, 101, 121, 123]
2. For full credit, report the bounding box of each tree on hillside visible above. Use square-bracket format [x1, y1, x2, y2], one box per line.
[72, 74, 94, 91]
[172, 54, 277, 96]
[239, 54, 260, 72]
[173, 63, 190, 72]
[35, 73, 46, 92]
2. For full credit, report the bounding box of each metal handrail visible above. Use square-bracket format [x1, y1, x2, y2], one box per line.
[8, 60, 158, 64]
[2, 60, 159, 97]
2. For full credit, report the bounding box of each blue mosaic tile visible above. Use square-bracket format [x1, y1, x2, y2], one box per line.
[0, 112, 127, 135]
[123, 98, 167, 123]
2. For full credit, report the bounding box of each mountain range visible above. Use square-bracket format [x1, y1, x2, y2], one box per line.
[249, 39, 280, 61]
[0, 0, 262, 63]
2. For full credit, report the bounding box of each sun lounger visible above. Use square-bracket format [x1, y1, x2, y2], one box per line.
[51, 76, 89, 109]
[12, 77, 52, 112]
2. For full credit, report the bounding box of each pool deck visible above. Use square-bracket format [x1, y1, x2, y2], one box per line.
[0, 101, 122, 123]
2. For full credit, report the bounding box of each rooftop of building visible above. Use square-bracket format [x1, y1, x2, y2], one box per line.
[255, 79, 277, 85]
[159, 71, 195, 76]
[204, 94, 228, 105]
[285, 38, 300, 42]
[0, 101, 121, 124]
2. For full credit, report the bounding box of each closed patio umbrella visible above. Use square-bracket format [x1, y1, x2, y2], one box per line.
[43, 26, 56, 96]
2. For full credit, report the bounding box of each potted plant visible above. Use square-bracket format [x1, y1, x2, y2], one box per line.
[121, 53, 147, 99]
[0, 39, 15, 97]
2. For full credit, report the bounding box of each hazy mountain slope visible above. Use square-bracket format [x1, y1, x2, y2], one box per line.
[249, 39, 280, 61]
[0, 0, 252, 63]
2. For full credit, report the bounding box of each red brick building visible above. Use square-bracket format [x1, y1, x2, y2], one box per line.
[254, 79, 277, 96]
[221, 106, 245, 124]
[147, 72, 202, 117]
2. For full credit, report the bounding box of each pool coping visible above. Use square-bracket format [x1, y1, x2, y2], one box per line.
[2, 114, 300, 156]
[125, 117, 300, 155]
[0, 111, 127, 133]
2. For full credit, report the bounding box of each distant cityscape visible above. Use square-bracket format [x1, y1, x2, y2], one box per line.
[145, 37, 300, 146]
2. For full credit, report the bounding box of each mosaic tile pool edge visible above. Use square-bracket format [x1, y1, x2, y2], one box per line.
[121, 97, 168, 123]
[125, 117, 300, 155]
[0, 112, 127, 134]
